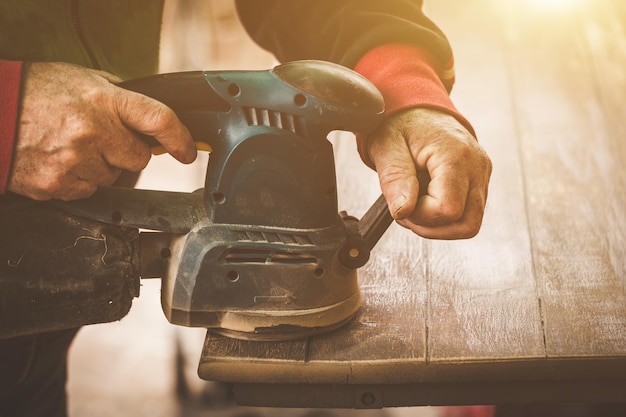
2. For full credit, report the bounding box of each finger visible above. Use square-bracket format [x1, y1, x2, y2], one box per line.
[97, 71, 123, 84]
[408, 160, 471, 227]
[115, 90, 197, 163]
[397, 181, 487, 239]
[62, 162, 119, 200]
[65, 145, 125, 185]
[56, 179, 99, 201]
[368, 134, 420, 220]
[24, 175, 98, 201]
[101, 131, 153, 172]
[74, 163, 122, 186]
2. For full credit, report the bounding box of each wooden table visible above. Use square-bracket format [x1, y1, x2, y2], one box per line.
[196, 0, 626, 408]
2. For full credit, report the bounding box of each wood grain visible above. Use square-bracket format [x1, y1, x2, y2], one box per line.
[197, 0, 626, 406]
[500, 0, 626, 357]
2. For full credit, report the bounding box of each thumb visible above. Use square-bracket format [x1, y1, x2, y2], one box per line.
[369, 136, 421, 220]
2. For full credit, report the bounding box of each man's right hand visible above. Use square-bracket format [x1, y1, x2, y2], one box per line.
[7, 62, 197, 201]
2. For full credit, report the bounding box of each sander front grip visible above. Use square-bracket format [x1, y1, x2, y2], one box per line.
[118, 60, 385, 155]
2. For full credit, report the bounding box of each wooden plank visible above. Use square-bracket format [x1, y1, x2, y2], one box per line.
[500, 0, 626, 357]
[196, 0, 626, 406]
[305, 135, 429, 375]
[199, 134, 430, 385]
[578, 0, 626, 291]
[233, 378, 626, 408]
[424, 0, 545, 362]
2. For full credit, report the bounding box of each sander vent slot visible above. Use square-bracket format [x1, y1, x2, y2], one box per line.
[234, 230, 314, 246]
[225, 249, 318, 265]
[244, 107, 307, 137]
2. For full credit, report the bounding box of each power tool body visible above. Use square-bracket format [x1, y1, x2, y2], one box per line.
[54, 60, 393, 341]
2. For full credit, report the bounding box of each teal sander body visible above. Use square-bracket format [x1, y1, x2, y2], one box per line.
[55, 60, 393, 341]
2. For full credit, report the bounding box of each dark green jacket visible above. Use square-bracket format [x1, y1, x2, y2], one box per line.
[0, 0, 163, 79]
[0, 0, 452, 78]
[235, 0, 452, 69]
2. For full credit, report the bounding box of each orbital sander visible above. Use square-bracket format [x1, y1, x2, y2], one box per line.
[7, 60, 396, 342]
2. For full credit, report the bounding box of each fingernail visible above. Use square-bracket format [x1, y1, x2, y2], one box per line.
[392, 194, 407, 218]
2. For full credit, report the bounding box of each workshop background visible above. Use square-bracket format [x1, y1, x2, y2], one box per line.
[64, 0, 599, 416]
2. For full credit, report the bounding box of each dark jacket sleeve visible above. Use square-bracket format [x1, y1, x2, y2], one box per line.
[234, 0, 452, 70]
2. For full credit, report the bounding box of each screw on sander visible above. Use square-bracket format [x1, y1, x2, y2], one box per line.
[54, 60, 394, 341]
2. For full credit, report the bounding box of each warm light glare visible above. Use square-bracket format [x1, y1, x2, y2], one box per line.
[529, 0, 580, 9]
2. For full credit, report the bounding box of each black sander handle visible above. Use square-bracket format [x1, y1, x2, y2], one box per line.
[338, 171, 430, 269]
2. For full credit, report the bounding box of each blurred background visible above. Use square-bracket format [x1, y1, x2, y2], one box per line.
[67, 0, 624, 416]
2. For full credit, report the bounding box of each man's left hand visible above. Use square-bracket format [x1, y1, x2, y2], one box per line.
[367, 107, 492, 240]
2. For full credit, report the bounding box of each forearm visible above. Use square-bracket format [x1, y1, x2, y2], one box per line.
[0, 59, 23, 194]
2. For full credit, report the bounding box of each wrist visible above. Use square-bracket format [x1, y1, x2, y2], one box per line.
[353, 44, 476, 167]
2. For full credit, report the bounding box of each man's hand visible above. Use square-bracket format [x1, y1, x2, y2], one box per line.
[8, 62, 197, 201]
[367, 108, 492, 239]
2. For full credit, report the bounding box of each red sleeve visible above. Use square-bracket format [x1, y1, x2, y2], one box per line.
[0, 59, 23, 194]
[353, 43, 476, 168]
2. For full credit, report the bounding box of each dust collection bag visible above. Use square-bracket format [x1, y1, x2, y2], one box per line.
[0, 194, 140, 338]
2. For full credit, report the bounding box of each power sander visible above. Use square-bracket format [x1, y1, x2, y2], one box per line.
[54, 60, 394, 341]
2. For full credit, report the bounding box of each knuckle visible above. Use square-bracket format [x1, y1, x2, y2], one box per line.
[102, 140, 150, 173]
[461, 220, 482, 239]
[147, 103, 177, 131]
[377, 164, 412, 188]
[56, 149, 81, 168]
[66, 115, 99, 142]
[61, 185, 96, 201]
[79, 185, 98, 199]
[99, 169, 122, 186]
[460, 205, 487, 239]
[474, 147, 492, 170]
[26, 189, 52, 201]
[38, 176, 64, 198]
[83, 85, 107, 104]
[129, 153, 150, 171]
[436, 200, 465, 221]
[130, 144, 152, 169]
[472, 145, 493, 173]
